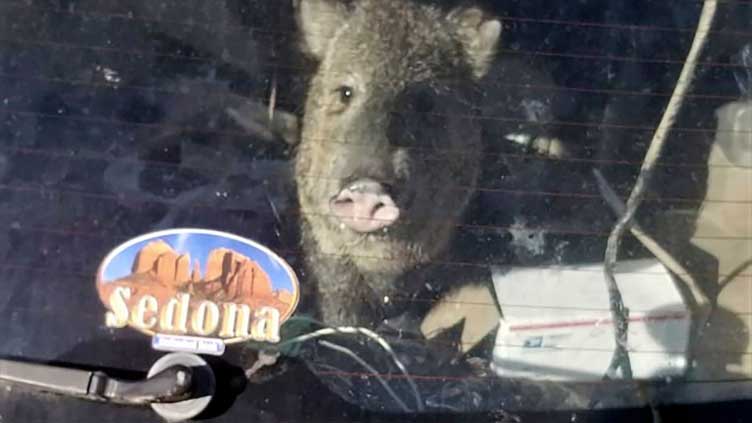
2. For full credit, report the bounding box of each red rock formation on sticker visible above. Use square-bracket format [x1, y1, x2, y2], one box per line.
[202, 248, 274, 301]
[191, 259, 201, 283]
[175, 254, 191, 283]
[276, 289, 294, 305]
[132, 240, 173, 274]
[98, 240, 293, 319]
[131, 240, 192, 289]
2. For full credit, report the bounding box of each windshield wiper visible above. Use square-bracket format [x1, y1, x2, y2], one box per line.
[0, 352, 215, 422]
[0, 359, 190, 404]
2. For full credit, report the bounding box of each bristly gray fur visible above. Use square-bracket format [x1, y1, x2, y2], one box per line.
[293, 0, 502, 327]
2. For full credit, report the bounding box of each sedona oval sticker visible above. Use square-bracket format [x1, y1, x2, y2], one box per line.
[96, 229, 299, 349]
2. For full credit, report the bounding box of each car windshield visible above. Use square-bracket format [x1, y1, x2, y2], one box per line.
[1, 0, 751, 421]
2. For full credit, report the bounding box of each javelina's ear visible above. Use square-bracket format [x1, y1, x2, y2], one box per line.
[295, 0, 351, 59]
[448, 7, 502, 79]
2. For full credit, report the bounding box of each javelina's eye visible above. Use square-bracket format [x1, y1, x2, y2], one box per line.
[336, 86, 354, 105]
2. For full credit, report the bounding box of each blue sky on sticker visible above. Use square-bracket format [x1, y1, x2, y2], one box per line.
[101, 232, 295, 292]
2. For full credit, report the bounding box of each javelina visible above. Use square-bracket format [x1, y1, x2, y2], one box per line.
[294, 0, 502, 328]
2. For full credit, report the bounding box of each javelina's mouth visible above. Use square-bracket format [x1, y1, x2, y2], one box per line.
[329, 179, 400, 233]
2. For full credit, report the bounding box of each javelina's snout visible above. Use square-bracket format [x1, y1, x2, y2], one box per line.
[330, 179, 400, 233]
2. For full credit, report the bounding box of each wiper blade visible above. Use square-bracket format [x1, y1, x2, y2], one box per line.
[0, 353, 215, 422]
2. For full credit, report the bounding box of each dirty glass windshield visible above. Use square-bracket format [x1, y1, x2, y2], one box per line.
[0, 0, 751, 421]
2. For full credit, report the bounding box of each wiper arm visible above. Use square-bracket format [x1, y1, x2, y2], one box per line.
[0, 352, 215, 422]
[0, 359, 191, 404]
